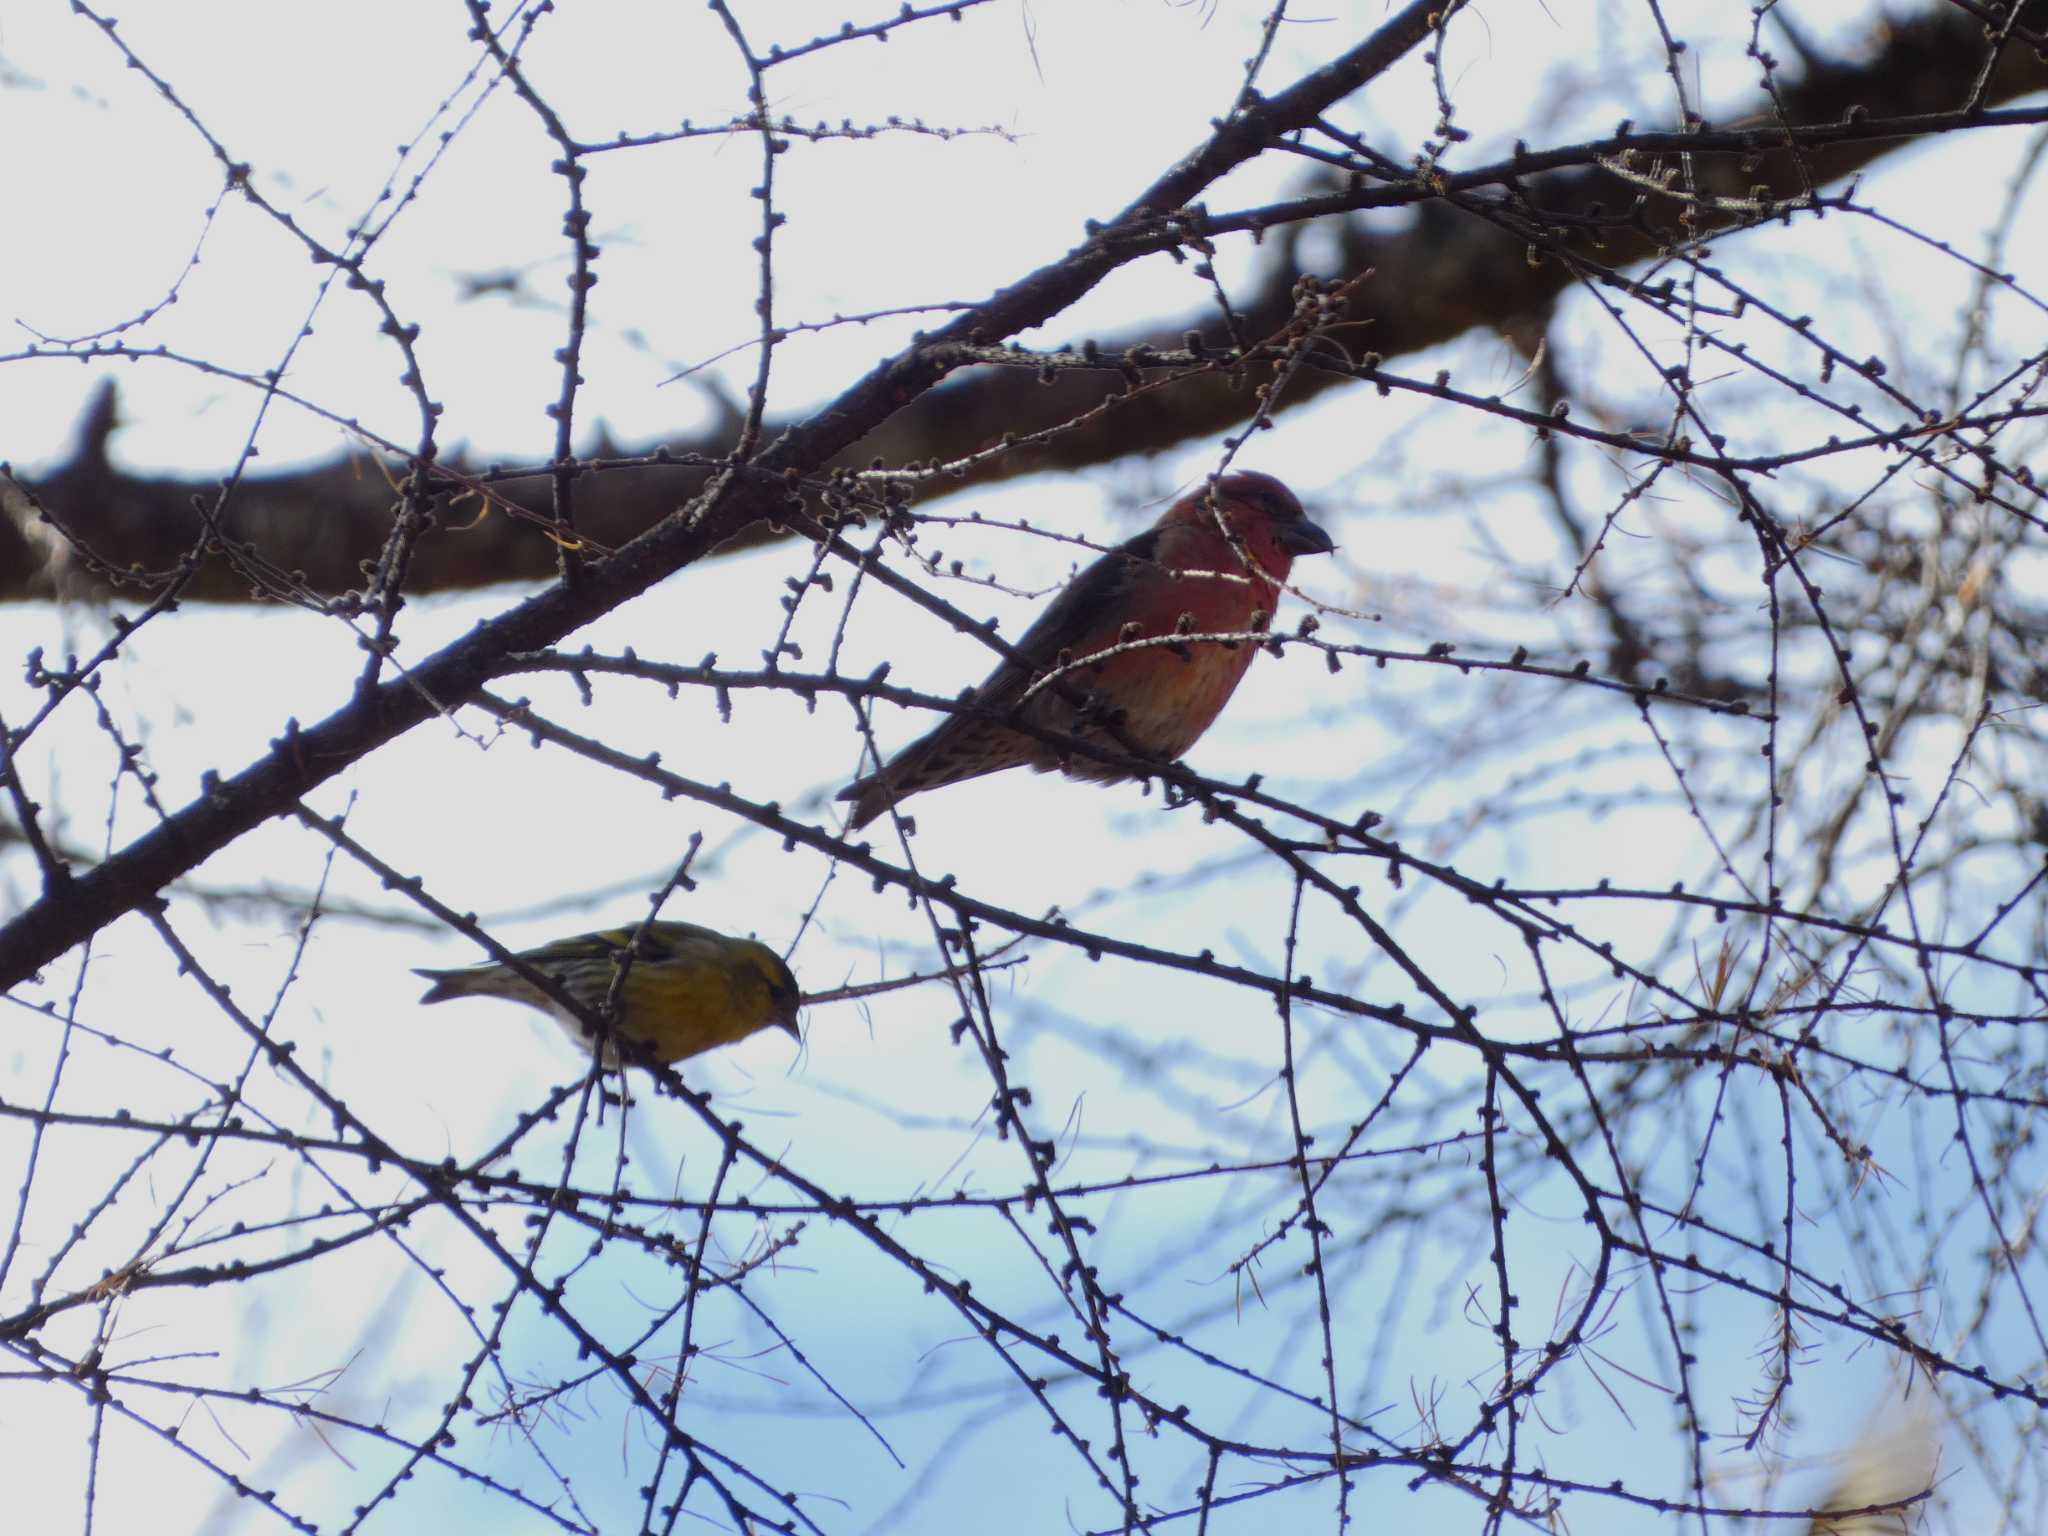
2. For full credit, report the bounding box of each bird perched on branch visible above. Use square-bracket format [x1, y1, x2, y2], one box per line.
[414, 921, 801, 1068]
[839, 470, 1334, 829]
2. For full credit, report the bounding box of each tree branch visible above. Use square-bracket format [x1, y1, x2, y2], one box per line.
[0, 0, 1448, 987]
[5, 1, 2042, 603]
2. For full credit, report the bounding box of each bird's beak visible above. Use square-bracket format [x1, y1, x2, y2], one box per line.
[1274, 517, 1336, 556]
[776, 1003, 802, 1041]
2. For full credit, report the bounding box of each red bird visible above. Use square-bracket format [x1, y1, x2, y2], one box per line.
[839, 470, 1334, 829]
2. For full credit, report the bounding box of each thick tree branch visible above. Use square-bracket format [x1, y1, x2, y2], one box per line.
[5, 1, 2044, 604]
[0, 0, 1447, 987]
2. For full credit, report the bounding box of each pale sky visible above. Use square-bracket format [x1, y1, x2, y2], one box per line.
[2, 3, 2037, 1533]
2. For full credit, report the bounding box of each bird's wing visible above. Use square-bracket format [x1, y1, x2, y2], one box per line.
[520, 922, 730, 972]
[637, 923, 733, 968]
[638, 920, 726, 951]
[974, 527, 1163, 705]
[513, 928, 638, 965]
[835, 527, 1168, 827]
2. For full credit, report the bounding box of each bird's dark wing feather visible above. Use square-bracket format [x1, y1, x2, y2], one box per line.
[639, 921, 726, 958]
[836, 528, 1163, 828]
[973, 527, 1162, 707]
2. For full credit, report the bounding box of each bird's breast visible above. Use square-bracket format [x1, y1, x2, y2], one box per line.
[1024, 558, 1277, 771]
[1080, 632, 1259, 758]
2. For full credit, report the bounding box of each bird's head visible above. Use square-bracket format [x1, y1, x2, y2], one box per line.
[731, 940, 803, 1040]
[1175, 471, 1335, 578]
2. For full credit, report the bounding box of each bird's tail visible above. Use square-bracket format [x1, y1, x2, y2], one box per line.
[413, 966, 477, 1005]
[838, 719, 1010, 830]
[837, 760, 912, 831]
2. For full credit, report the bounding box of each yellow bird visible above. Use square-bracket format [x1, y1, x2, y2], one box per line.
[414, 921, 801, 1068]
